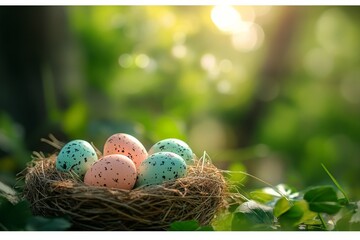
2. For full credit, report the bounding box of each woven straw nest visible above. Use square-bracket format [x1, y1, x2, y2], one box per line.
[22, 136, 230, 231]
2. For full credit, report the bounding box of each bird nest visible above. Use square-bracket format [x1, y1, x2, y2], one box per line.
[22, 136, 229, 231]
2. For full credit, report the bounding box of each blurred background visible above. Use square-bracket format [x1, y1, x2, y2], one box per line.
[0, 6, 359, 198]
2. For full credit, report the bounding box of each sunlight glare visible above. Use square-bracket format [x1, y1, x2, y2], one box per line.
[200, 53, 216, 71]
[211, 5, 244, 34]
[217, 80, 232, 94]
[231, 23, 264, 52]
[135, 54, 150, 69]
[219, 59, 233, 73]
[161, 12, 175, 28]
[118, 54, 133, 68]
[172, 44, 187, 58]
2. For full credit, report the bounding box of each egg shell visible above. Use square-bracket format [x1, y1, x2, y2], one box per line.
[56, 140, 98, 178]
[148, 138, 194, 165]
[103, 133, 148, 169]
[84, 154, 137, 190]
[136, 152, 187, 187]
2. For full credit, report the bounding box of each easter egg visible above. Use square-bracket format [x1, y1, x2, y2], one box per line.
[148, 138, 194, 165]
[84, 154, 137, 190]
[136, 152, 187, 187]
[103, 133, 148, 169]
[56, 140, 98, 177]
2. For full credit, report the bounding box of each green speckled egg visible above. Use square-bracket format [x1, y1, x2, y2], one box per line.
[148, 138, 194, 165]
[56, 140, 98, 178]
[136, 152, 187, 187]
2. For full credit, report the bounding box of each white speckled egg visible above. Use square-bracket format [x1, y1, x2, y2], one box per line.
[84, 154, 137, 190]
[103, 133, 148, 169]
[148, 138, 194, 165]
[56, 140, 98, 177]
[136, 152, 187, 187]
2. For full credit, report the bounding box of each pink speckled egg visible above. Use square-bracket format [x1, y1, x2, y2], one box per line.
[84, 154, 137, 190]
[103, 133, 148, 168]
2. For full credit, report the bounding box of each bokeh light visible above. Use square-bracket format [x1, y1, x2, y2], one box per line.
[1, 6, 360, 203]
[303, 47, 334, 78]
[231, 23, 265, 52]
[135, 54, 150, 69]
[211, 5, 244, 35]
[118, 54, 133, 68]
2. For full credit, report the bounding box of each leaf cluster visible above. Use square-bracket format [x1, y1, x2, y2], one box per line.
[174, 165, 360, 231]
[211, 165, 360, 231]
[0, 181, 71, 231]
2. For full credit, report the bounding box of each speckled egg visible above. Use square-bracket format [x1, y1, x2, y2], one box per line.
[148, 138, 194, 165]
[103, 133, 148, 169]
[56, 140, 98, 178]
[84, 154, 137, 190]
[136, 152, 187, 187]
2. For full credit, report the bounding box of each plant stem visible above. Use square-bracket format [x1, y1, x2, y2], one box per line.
[221, 169, 290, 202]
[318, 213, 327, 230]
[321, 163, 349, 204]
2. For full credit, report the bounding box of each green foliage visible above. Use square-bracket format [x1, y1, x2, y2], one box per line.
[210, 166, 358, 231]
[0, 181, 71, 231]
[169, 220, 213, 231]
[211, 211, 233, 231]
[277, 200, 306, 229]
[321, 163, 349, 203]
[0, 197, 72, 231]
[249, 183, 299, 204]
[1, 6, 360, 231]
[0, 199, 32, 230]
[0, 113, 29, 170]
[25, 216, 72, 231]
[210, 183, 359, 231]
[231, 200, 275, 230]
[334, 201, 360, 231]
[274, 197, 291, 218]
[303, 186, 342, 214]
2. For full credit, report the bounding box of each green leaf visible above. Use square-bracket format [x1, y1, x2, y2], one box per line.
[250, 184, 299, 204]
[228, 163, 247, 184]
[0, 200, 32, 230]
[169, 220, 213, 231]
[197, 225, 214, 231]
[276, 184, 298, 197]
[334, 203, 360, 231]
[303, 186, 342, 214]
[249, 190, 276, 204]
[280, 200, 318, 229]
[25, 216, 72, 231]
[169, 220, 199, 231]
[211, 211, 233, 231]
[274, 197, 291, 217]
[350, 201, 360, 224]
[278, 200, 308, 230]
[232, 200, 275, 230]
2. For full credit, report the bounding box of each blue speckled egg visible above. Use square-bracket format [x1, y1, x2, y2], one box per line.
[136, 152, 187, 187]
[56, 140, 98, 177]
[148, 138, 194, 165]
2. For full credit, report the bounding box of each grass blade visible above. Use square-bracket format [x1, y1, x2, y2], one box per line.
[321, 163, 349, 204]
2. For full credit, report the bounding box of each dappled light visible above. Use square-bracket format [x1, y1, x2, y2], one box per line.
[211, 5, 244, 34]
[1, 5, 360, 231]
